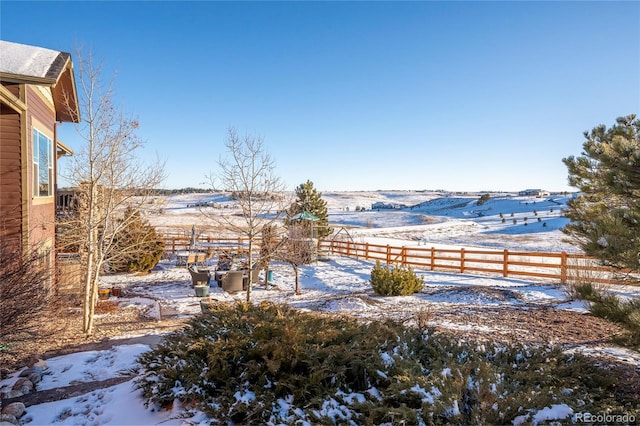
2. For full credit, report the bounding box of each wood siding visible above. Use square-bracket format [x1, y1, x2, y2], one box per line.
[0, 103, 22, 246]
[26, 85, 57, 247]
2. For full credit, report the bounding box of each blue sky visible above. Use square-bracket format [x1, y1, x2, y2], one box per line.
[2, 1, 638, 192]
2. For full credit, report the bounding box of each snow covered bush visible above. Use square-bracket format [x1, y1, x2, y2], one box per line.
[134, 302, 639, 425]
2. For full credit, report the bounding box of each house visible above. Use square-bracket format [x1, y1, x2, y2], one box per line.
[0, 40, 79, 278]
[371, 202, 407, 210]
[518, 189, 550, 198]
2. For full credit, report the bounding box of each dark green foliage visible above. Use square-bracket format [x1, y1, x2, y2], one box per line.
[286, 180, 333, 239]
[135, 302, 639, 425]
[563, 114, 640, 272]
[108, 207, 165, 273]
[370, 261, 424, 296]
[572, 282, 640, 349]
[477, 193, 491, 205]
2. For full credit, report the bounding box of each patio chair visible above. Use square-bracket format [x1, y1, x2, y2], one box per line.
[185, 253, 197, 268]
[221, 270, 244, 293]
[250, 267, 261, 285]
[188, 265, 211, 287]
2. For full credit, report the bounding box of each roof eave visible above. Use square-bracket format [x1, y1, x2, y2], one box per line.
[51, 56, 80, 123]
[0, 56, 80, 123]
[0, 72, 57, 85]
[56, 139, 74, 157]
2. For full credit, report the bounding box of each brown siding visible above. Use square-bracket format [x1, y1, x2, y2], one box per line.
[0, 104, 22, 246]
[4, 83, 21, 99]
[25, 86, 56, 248]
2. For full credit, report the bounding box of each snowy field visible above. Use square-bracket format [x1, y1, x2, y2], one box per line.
[146, 190, 577, 253]
[3, 191, 639, 425]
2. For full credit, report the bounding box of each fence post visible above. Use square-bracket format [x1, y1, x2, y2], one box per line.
[560, 251, 567, 284]
[172, 238, 176, 254]
[386, 245, 391, 264]
[503, 249, 508, 277]
[401, 247, 407, 266]
[431, 247, 435, 271]
[460, 248, 465, 273]
[365, 243, 369, 260]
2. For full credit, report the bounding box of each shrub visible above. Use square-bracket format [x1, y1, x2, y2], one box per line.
[0, 239, 63, 365]
[567, 279, 640, 349]
[370, 261, 423, 296]
[135, 302, 640, 425]
[477, 193, 491, 206]
[108, 207, 165, 273]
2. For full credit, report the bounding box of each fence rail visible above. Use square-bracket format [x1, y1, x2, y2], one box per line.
[316, 240, 633, 286]
[162, 235, 635, 286]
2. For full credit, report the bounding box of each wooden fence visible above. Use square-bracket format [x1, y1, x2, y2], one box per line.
[318, 240, 631, 285]
[162, 235, 634, 285]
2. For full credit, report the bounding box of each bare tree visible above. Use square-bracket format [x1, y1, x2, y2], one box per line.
[58, 49, 165, 335]
[277, 225, 317, 295]
[204, 127, 286, 301]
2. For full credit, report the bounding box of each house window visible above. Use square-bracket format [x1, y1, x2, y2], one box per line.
[33, 128, 53, 197]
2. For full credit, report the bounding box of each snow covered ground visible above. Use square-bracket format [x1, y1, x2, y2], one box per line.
[3, 191, 638, 425]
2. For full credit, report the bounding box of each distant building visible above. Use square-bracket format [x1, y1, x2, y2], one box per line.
[371, 202, 407, 210]
[518, 189, 550, 197]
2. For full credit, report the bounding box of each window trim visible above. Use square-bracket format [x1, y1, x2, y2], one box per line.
[32, 126, 54, 198]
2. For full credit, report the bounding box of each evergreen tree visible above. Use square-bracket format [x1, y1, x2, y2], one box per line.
[286, 180, 333, 239]
[108, 207, 165, 273]
[562, 114, 640, 272]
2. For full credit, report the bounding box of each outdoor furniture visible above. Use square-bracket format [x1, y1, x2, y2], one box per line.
[185, 253, 197, 267]
[175, 251, 190, 266]
[188, 265, 211, 287]
[251, 267, 260, 285]
[221, 270, 244, 293]
[216, 254, 233, 271]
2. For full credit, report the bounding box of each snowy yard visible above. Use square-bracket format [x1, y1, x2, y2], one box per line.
[2, 191, 639, 425]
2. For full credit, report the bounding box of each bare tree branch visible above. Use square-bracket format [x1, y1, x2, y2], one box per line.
[202, 127, 287, 301]
[57, 47, 166, 335]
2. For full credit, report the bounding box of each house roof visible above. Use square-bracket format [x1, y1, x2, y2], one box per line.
[0, 40, 79, 122]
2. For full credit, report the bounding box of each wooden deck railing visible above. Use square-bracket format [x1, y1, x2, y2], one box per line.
[162, 235, 634, 285]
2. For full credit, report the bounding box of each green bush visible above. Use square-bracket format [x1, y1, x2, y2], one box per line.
[135, 302, 639, 425]
[370, 261, 423, 296]
[571, 282, 640, 349]
[108, 207, 165, 273]
[477, 193, 491, 205]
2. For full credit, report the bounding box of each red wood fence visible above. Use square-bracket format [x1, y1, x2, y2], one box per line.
[163, 235, 634, 285]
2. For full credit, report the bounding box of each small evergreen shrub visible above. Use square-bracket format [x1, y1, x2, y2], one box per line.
[477, 193, 491, 206]
[108, 207, 165, 273]
[135, 302, 640, 425]
[370, 261, 423, 296]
